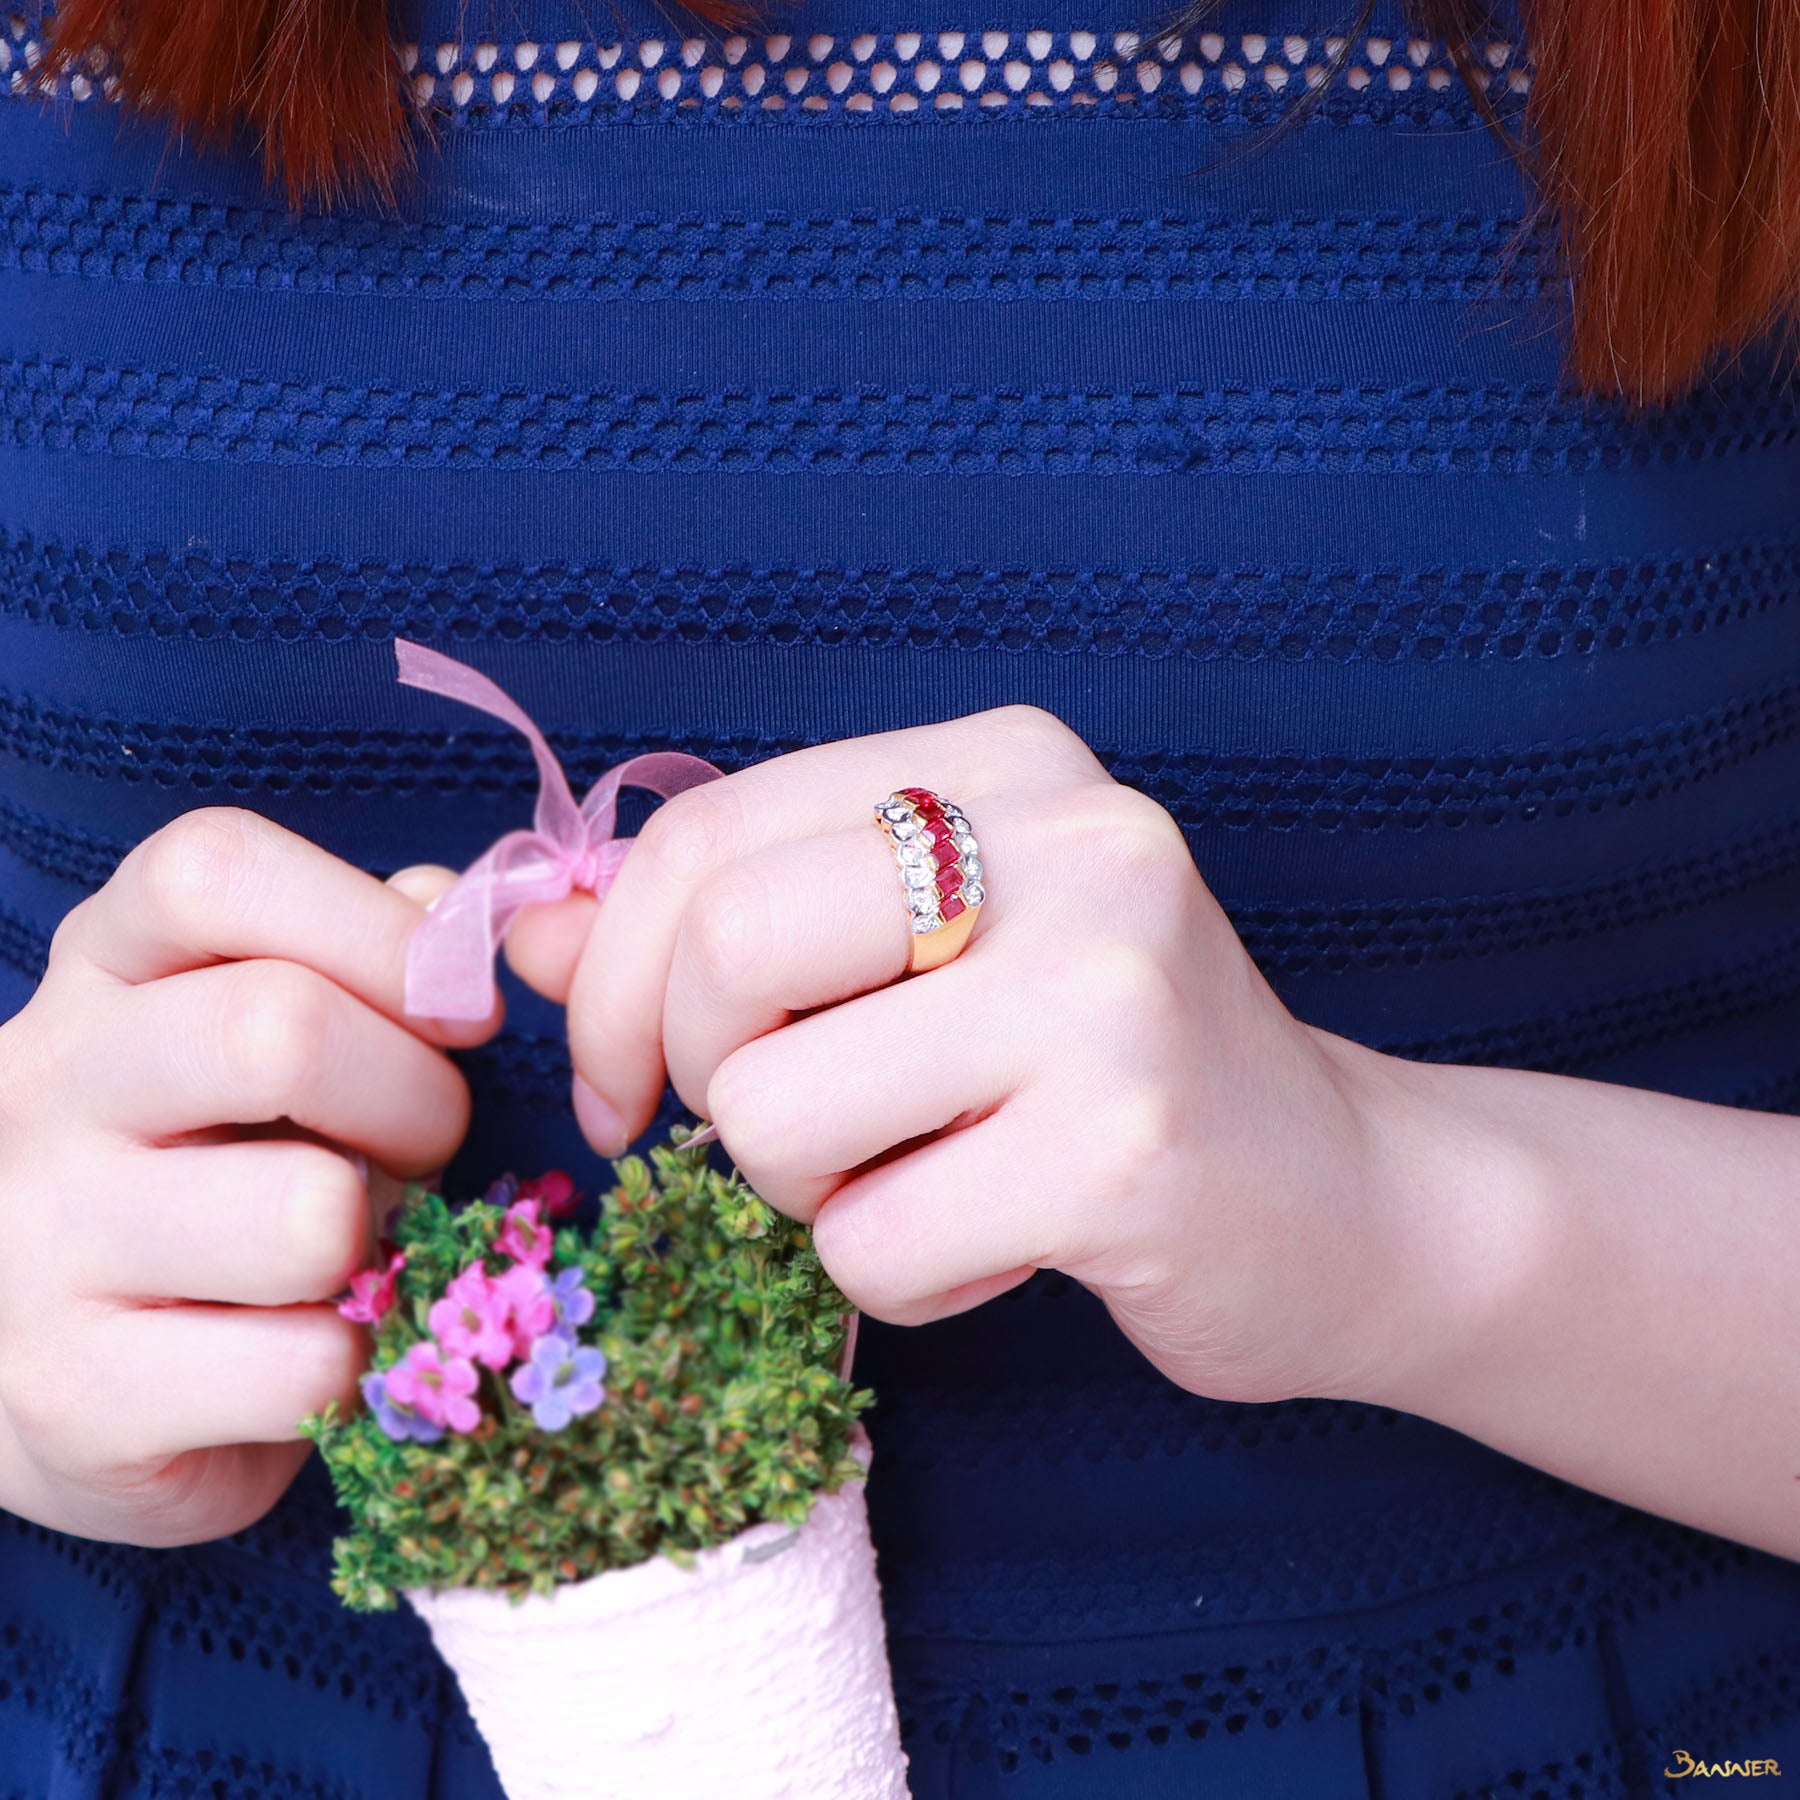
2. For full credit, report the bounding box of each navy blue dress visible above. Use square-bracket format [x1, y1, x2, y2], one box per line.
[3, 0, 1800, 1791]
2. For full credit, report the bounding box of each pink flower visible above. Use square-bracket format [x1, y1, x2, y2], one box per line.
[518, 1170, 581, 1220]
[496, 1199, 553, 1271]
[338, 1250, 406, 1325]
[429, 1266, 515, 1370]
[493, 1263, 556, 1359]
[384, 1341, 481, 1434]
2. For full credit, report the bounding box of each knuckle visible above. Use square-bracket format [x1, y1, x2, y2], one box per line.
[140, 807, 275, 936]
[683, 866, 772, 995]
[43, 895, 96, 978]
[976, 703, 1086, 766]
[636, 787, 739, 891]
[1074, 940, 1182, 1028]
[225, 962, 337, 1112]
[1103, 1084, 1187, 1176]
[984, 702, 1068, 746]
[1062, 785, 1197, 932]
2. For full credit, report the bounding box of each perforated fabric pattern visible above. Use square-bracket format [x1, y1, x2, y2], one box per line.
[6, 528, 1794, 661]
[882, 1522, 1781, 1777]
[0, 899, 45, 981]
[4, 678, 1792, 834]
[8, 23, 1530, 126]
[0, 192, 1560, 304]
[1449, 1747, 1631, 1800]
[1637, 1643, 1800, 1785]
[8, 358, 1798, 476]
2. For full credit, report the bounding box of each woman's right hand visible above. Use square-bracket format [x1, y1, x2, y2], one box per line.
[0, 807, 496, 1546]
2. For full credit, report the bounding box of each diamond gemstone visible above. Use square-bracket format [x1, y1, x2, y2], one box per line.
[963, 880, 986, 906]
[888, 816, 920, 840]
[900, 843, 932, 869]
[945, 811, 969, 831]
[903, 862, 935, 890]
[962, 855, 983, 881]
[880, 801, 911, 822]
[954, 832, 978, 855]
[910, 912, 939, 934]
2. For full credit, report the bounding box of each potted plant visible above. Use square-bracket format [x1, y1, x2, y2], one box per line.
[304, 1134, 911, 1800]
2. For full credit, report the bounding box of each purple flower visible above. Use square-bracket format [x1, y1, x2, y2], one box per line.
[509, 1334, 607, 1432]
[361, 1370, 444, 1444]
[483, 1174, 521, 1210]
[548, 1266, 596, 1335]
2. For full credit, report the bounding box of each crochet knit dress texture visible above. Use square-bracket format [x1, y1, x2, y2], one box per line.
[2, 0, 1799, 1792]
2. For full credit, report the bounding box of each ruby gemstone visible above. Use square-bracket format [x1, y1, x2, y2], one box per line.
[931, 837, 959, 868]
[937, 864, 964, 896]
[940, 893, 968, 921]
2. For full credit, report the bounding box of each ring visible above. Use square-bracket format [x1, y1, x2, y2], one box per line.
[872, 787, 987, 973]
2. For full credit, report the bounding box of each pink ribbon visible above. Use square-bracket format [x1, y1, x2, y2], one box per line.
[396, 641, 723, 1021]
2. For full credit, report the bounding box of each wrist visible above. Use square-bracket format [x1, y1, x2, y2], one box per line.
[1306, 1030, 1559, 1420]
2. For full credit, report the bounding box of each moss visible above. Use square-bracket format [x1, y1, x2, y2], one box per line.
[302, 1134, 870, 1610]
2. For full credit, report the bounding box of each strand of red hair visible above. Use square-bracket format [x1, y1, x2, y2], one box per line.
[40, 0, 1800, 403]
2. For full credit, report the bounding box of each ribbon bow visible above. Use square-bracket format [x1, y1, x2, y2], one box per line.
[396, 641, 723, 1021]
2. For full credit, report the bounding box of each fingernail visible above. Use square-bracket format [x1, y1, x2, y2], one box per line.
[572, 1075, 630, 1156]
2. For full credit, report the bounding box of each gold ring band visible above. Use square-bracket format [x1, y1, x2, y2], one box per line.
[872, 787, 986, 974]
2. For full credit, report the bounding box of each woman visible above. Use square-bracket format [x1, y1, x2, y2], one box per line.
[0, 0, 1796, 1791]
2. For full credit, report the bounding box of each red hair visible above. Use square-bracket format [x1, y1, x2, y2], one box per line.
[40, 0, 1800, 403]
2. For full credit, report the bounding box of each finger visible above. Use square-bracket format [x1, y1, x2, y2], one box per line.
[31, 1440, 317, 1549]
[661, 827, 912, 1113]
[504, 891, 600, 1003]
[101, 959, 471, 1175]
[386, 863, 460, 906]
[568, 710, 1076, 1147]
[76, 1140, 372, 1306]
[811, 1110, 1059, 1325]
[60, 808, 501, 1048]
[77, 1304, 366, 1462]
[705, 958, 1025, 1223]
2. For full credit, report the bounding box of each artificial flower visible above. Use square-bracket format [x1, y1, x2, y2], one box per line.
[338, 1249, 406, 1325]
[548, 1265, 595, 1334]
[385, 1341, 482, 1434]
[360, 1369, 443, 1444]
[518, 1169, 581, 1220]
[497, 1198, 553, 1271]
[494, 1262, 556, 1359]
[428, 1265, 514, 1370]
[509, 1335, 607, 1432]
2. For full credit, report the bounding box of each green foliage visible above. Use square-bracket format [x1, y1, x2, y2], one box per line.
[302, 1135, 870, 1610]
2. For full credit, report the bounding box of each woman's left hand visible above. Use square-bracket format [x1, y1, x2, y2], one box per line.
[506, 706, 1432, 1409]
